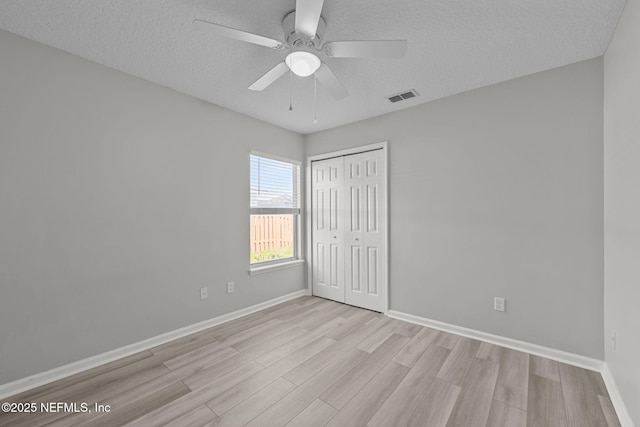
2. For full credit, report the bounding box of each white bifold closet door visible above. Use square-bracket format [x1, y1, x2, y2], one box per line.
[311, 149, 386, 312]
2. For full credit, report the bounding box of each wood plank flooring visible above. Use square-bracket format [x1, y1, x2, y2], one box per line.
[0, 296, 621, 427]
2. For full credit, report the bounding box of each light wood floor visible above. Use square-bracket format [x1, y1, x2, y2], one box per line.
[1, 296, 621, 427]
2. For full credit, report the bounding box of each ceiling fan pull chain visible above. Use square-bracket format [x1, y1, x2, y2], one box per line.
[313, 72, 318, 124]
[289, 69, 293, 111]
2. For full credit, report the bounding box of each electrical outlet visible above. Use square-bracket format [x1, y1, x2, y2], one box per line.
[227, 281, 235, 294]
[200, 287, 208, 300]
[494, 297, 505, 312]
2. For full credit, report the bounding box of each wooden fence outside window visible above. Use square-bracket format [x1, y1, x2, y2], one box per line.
[250, 215, 294, 263]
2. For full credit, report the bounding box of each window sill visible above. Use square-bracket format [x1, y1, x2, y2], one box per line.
[249, 259, 305, 276]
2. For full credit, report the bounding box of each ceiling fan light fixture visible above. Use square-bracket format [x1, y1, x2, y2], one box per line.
[285, 51, 321, 77]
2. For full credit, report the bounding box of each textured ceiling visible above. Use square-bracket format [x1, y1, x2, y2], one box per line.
[0, 0, 626, 134]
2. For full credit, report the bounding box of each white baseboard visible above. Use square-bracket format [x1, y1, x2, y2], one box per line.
[387, 310, 604, 371]
[0, 289, 308, 400]
[601, 364, 636, 427]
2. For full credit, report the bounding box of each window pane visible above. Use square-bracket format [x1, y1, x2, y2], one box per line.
[250, 155, 300, 210]
[250, 214, 296, 264]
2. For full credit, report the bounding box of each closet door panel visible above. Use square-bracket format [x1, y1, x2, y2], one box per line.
[311, 157, 345, 303]
[345, 149, 386, 312]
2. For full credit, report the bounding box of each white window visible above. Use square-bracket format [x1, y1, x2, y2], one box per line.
[250, 153, 300, 266]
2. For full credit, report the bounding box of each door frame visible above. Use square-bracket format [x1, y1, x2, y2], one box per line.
[305, 141, 389, 314]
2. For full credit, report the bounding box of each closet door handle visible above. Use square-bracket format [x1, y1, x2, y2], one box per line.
[354, 238, 360, 242]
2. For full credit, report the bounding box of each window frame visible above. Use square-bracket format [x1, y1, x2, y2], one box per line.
[249, 152, 303, 273]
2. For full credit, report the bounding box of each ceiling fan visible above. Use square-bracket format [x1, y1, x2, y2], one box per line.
[193, 0, 408, 100]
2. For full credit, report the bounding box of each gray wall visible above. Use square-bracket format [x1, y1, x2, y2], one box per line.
[306, 58, 605, 359]
[604, 0, 640, 423]
[0, 30, 305, 385]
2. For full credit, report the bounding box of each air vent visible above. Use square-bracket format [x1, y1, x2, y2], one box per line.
[387, 89, 419, 103]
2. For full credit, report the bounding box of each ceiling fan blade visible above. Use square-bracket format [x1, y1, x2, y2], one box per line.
[248, 62, 289, 91]
[295, 0, 325, 38]
[325, 40, 408, 58]
[193, 19, 285, 50]
[315, 64, 349, 100]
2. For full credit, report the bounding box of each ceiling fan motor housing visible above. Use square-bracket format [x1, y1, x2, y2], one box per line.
[282, 11, 326, 52]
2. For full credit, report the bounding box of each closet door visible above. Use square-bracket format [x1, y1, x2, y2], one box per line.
[344, 150, 386, 312]
[311, 157, 345, 303]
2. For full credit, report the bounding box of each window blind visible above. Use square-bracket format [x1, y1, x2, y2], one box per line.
[250, 154, 300, 214]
